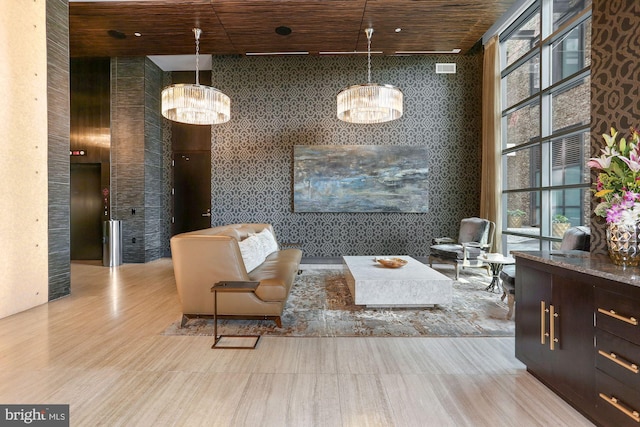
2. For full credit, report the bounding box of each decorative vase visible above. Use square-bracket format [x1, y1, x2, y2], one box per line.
[606, 221, 640, 267]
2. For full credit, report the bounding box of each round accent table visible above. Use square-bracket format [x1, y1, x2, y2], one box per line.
[480, 254, 515, 293]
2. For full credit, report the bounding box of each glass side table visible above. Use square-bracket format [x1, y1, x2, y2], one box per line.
[210, 281, 261, 349]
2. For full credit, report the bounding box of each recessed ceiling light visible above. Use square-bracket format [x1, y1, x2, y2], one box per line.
[275, 26, 292, 36]
[395, 28, 402, 33]
[245, 51, 308, 56]
[319, 51, 383, 55]
[134, 32, 142, 37]
[395, 49, 463, 54]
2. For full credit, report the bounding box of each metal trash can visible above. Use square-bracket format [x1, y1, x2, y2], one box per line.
[103, 220, 123, 267]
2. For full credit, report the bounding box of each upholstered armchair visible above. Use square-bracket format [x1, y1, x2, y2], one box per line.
[429, 217, 496, 280]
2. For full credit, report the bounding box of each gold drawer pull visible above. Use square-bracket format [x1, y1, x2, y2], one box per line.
[598, 350, 639, 374]
[598, 308, 639, 326]
[541, 301, 547, 345]
[550, 304, 558, 351]
[599, 393, 640, 422]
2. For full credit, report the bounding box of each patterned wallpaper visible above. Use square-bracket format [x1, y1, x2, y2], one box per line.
[590, 0, 640, 254]
[161, 73, 173, 258]
[207, 54, 484, 258]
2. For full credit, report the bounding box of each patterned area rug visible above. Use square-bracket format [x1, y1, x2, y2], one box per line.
[162, 264, 515, 337]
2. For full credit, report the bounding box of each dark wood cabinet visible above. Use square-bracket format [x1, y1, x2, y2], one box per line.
[515, 258, 594, 410]
[515, 264, 553, 377]
[594, 286, 640, 427]
[551, 274, 596, 404]
[515, 253, 640, 426]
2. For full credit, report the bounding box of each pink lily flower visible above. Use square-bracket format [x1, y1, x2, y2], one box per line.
[620, 150, 640, 172]
[587, 155, 612, 169]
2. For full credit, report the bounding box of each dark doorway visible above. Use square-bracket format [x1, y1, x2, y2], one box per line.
[70, 163, 103, 259]
[173, 151, 212, 234]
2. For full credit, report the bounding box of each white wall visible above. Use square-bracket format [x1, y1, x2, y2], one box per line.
[0, 0, 49, 318]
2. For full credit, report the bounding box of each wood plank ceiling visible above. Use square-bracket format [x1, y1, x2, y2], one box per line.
[69, 0, 516, 58]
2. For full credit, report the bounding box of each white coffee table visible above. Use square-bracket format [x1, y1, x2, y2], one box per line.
[343, 256, 453, 307]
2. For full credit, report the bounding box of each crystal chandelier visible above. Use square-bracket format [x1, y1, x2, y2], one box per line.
[161, 28, 230, 125]
[337, 28, 403, 124]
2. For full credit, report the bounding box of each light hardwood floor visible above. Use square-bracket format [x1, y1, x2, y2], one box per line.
[0, 259, 594, 426]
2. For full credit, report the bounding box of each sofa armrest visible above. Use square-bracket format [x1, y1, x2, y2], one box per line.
[254, 278, 288, 301]
[171, 234, 251, 314]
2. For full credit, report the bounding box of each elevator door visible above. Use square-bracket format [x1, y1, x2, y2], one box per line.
[173, 151, 212, 235]
[70, 163, 103, 259]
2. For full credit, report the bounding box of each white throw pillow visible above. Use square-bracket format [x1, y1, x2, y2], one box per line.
[238, 234, 264, 272]
[254, 228, 279, 257]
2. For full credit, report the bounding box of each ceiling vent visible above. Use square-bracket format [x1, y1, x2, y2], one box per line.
[436, 63, 457, 74]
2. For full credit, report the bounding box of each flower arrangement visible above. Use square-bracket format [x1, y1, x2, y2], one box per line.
[588, 127, 640, 224]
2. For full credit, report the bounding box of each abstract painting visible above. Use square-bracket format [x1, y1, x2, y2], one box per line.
[293, 145, 429, 212]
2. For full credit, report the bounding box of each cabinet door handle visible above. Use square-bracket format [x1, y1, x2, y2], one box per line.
[598, 350, 639, 374]
[541, 301, 547, 345]
[598, 393, 640, 422]
[598, 308, 638, 326]
[550, 304, 558, 350]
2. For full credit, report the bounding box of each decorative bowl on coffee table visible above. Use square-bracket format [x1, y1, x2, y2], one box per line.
[375, 257, 408, 268]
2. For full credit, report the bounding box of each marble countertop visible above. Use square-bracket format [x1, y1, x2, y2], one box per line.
[511, 251, 640, 287]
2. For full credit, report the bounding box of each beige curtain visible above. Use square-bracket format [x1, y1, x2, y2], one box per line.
[480, 35, 502, 252]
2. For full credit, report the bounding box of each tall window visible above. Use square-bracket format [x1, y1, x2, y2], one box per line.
[500, 0, 591, 252]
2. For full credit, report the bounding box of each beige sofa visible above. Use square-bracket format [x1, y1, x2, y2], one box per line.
[170, 224, 302, 327]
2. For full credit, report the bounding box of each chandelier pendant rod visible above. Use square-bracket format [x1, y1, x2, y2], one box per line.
[193, 28, 201, 86]
[366, 28, 373, 84]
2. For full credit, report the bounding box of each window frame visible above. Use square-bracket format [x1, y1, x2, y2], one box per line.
[499, 0, 591, 253]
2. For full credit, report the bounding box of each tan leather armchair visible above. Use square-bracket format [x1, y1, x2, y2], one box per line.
[170, 224, 302, 327]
